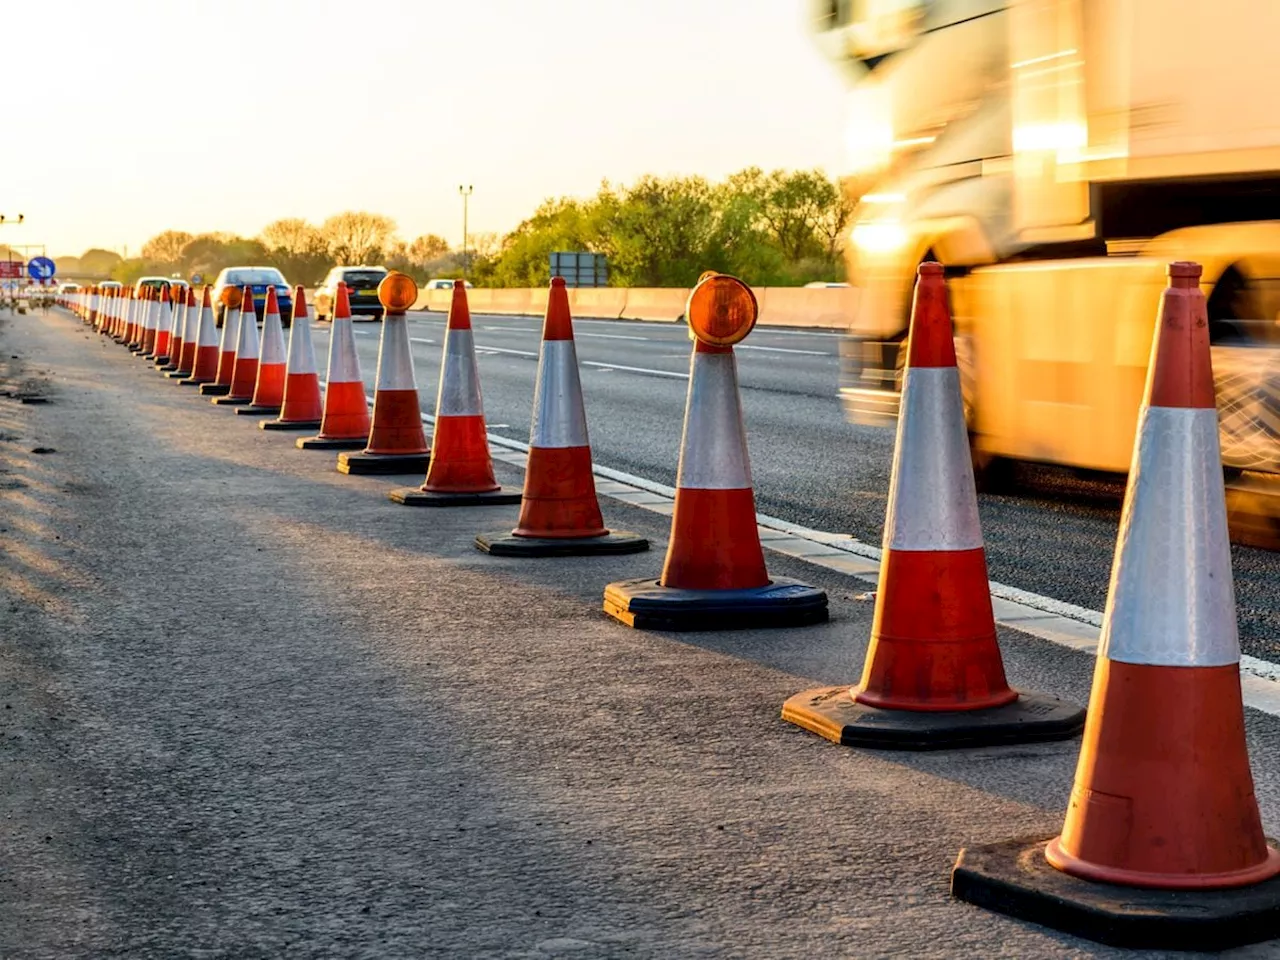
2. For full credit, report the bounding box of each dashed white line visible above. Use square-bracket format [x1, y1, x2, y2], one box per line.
[582, 361, 688, 380]
[482, 325, 537, 332]
[410, 337, 437, 345]
[736, 344, 830, 356]
[577, 332, 650, 342]
[475, 344, 539, 358]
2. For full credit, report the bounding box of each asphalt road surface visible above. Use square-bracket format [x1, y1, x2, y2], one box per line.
[8, 306, 1280, 957]
[319, 310, 1280, 662]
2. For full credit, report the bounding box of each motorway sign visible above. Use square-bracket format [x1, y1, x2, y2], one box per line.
[27, 256, 55, 281]
[0, 261, 23, 279]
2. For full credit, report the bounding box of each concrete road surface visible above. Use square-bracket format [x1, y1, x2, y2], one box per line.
[4, 307, 1280, 958]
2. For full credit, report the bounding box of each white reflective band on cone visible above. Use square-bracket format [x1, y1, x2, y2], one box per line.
[286, 308, 317, 375]
[375, 315, 417, 390]
[146, 298, 160, 332]
[676, 349, 752, 490]
[180, 300, 197, 346]
[236, 305, 261, 358]
[327, 317, 363, 383]
[529, 339, 589, 448]
[884, 366, 984, 552]
[220, 307, 241, 353]
[436, 327, 484, 417]
[169, 300, 185, 341]
[157, 298, 171, 336]
[260, 313, 286, 364]
[198, 305, 217, 347]
[1099, 405, 1239, 667]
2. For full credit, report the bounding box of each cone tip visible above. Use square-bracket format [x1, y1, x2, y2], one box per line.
[917, 262, 944, 278]
[551, 276, 566, 289]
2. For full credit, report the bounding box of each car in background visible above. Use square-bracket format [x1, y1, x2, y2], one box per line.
[136, 276, 189, 302]
[57, 282, 81, 294]
[313, 265, 389, 322]
[210, 266, 293, 328]
[425, 278, 472, 291]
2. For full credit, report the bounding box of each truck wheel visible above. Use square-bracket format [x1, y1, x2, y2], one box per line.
[971, 441, 1015, 495]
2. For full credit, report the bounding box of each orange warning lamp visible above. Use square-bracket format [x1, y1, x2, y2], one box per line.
[379, 272, 418, 313]
[221, 286, 243, 309]
[686, 273, 757, 346]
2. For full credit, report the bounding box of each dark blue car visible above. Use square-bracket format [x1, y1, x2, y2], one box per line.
[211, 266, 294, 328]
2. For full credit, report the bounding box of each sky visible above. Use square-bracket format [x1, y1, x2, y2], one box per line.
[8, 0, 849, 261]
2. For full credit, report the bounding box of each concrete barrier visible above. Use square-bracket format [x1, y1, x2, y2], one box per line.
[619, 288, 690, 323]
[409, 285, 857, 329]
[568, 288, 628, 320]
[757, 286, 858, 330]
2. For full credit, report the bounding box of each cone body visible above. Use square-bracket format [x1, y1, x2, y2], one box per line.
[854, 264, 1013, 712]
[190, 294, 220, 381]
[422, 283, 497, 492]
[316, 286, 371, 440]
[365, 309, 426, 454]
[228, 291, 261, 401]
[140, 295, 160, 353]
[176, 290, 198, 374]
[215, 305, 241, 386]
[1045, 263, 1280, 890]
[152, 291, 172, 357]
[250, 289, 287, 407]
[514, 279, 606, 537]
[166, 296, 185, 362]
[277, 288, 323, 422]
[659, 340, 767, 590]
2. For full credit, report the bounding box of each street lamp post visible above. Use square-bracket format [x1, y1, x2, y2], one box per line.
[458, 185, 473, 279]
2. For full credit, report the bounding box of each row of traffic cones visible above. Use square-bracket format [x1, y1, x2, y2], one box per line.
[59, 261, 1280, 950]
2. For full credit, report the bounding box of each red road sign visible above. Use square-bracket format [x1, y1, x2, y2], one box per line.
[0, 261, 23, 279]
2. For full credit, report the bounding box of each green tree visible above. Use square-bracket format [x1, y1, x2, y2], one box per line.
[320, 212, 397, 265]
[80, 248, 124, 278]
[259, 218, 330, 285]
[140, 230, 194, 265]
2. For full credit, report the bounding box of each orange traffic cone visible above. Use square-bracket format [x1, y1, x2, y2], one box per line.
[782, 263, 1083, 748]
[604, 273, 826, 630]
[214, 286, 260, 406]
[87, 286, 99, 329]
[181, 287, 220, 386]
[336, 273, 430, 474]
[236, 286, 286, 416]
[262, 287, 323, 431]
[156, 284, 185, 368]
[298, 283, 370, 448]
[476, 277, 647, 552]
[952, 262, 1280, 951]
[390, 280, 516, 505]
[166, 286, 199, 378]
[201, 289, 241, 396]
[145, 284, 172, 360]
[131, 286, 154, 353]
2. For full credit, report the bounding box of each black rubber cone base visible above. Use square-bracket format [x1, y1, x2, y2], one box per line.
[211, 395, 251, 406]
[476, 530, 650, 557]
[336, 450, 431, 475]
[603, 577, 828, 631]
[178, 377, 211, 386]
[297, 435, 366, 450]
[153, 357, 171, 367]
[390, 486, 522, 507]
[781, 685, 1084, 751]
[164, 370, 193, 379]
[951, 835, 1280, 951]
[234, 404, 281, 416]
[199, 383, 231, 396]
[261, 418, 321, 432]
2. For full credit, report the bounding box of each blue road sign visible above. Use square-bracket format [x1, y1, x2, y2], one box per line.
[27, 256, 55, 281]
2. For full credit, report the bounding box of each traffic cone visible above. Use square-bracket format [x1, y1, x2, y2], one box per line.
[200, 290, 241, 396]
[213, 285, 259, 406]
[952, 262, 1280, 952]
[297, 283, 370, 449]
[157, 285, 185, 368]
[336, 275, 430, 475]
[87, 286, 99, 328]
[167, 286, 199, 377]
[124, 287, 145, 347]
[180, 287, 219, 385]
[476, 278, 647, 553]
[782, 263, 1083, 748]
[263, 287, 323, 431]
[604, 273, 827, 630]
[146, 284, 172, 360]
[390, 281, 516, 505]
[136, 286, 163, 356]
[235, 286, 286, 416]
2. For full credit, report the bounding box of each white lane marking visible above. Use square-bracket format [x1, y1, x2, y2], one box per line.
[483, 325, 537, 332]
[577, 332, 650, 342]
[355, 331, 373, 337]
[313, 377, 1280, 714]
[410, 337, 437, 345]
[582, 361, 688, 380]
[736, 344, 830, 356]
[475, 344, 539, 358]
